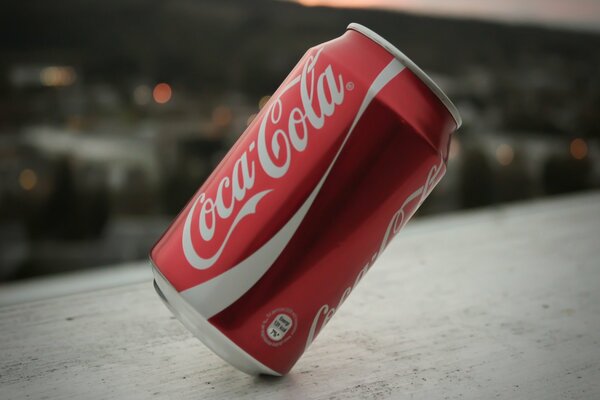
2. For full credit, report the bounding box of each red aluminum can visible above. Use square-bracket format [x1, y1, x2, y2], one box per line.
[151, 23, 461, 376]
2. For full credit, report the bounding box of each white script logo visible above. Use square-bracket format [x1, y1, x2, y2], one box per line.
[304, 160, 444, 349]
[182, 47, 345, 270]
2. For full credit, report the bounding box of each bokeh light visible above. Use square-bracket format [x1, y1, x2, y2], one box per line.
[570, 138, 588, 160]
[153, 83, 172, 104]
[19, 169, 38, 191]
[212, 106, 233, 128]
[496, 144, 514, 166]
[40, 66, 77, 87]
[448, 138, 461, 160]
[258, 95, 271, 109]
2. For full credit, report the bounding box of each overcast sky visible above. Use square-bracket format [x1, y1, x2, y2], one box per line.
[295, 0, 600, 31]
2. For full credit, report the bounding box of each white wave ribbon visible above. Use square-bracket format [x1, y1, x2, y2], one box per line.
[182, 59, 406, 318]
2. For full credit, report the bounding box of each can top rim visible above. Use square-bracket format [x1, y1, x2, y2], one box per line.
[347, 23, 462, 129]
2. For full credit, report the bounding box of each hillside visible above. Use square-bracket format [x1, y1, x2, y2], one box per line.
[1, 0, 599, 135]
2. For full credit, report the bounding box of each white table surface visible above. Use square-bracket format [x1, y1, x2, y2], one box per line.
[1, 191, 599, 399]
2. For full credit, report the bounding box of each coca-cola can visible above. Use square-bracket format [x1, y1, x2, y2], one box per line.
[150, 23, 461, 376]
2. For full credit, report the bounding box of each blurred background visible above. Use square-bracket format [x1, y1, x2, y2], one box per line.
[0, 0, 598, 282]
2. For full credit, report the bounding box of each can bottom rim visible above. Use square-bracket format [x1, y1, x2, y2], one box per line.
[151, 264, 282, 377]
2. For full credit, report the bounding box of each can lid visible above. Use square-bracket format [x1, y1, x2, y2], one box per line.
[347, 23, 462, 129]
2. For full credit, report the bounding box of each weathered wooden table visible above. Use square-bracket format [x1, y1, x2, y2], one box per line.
[1, 192, 599, 399]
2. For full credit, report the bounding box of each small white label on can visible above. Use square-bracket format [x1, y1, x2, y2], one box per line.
[266, 313, 293, 342]
[261, 308, 297, 346]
